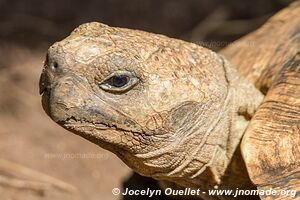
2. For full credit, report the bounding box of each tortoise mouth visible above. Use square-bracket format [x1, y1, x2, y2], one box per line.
[57, 116, 144, 136]
[56, 116, 149, 156]
[58, 116, 110, 130]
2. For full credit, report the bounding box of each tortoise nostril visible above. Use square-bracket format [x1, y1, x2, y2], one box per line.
[54, 62, 59, 69]
[50, 61, 59, 71]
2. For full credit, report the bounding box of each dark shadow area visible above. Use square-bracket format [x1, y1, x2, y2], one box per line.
[122, 172, 173, 200]
[0, 0, 289, 49]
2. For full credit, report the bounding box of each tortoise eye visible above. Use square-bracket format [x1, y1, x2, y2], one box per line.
[106, 75, 130, 88]
[99, 71, 139, 94]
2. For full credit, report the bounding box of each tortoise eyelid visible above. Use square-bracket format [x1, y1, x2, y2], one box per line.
[98, 70, 139, 94]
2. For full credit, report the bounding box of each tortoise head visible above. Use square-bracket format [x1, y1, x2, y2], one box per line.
[39, 22, 263, 188]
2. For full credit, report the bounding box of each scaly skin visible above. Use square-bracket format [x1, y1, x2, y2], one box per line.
[39, 22, 263, 200]
[221, 2, 300, 199]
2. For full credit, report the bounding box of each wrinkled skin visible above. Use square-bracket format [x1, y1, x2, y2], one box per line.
[40, 22, 263, 200]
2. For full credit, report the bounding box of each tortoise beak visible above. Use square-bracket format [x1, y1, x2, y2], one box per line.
[39, 68, 48, 95]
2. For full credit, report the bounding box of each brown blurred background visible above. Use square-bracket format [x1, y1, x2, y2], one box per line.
[0, 0, 292, 199]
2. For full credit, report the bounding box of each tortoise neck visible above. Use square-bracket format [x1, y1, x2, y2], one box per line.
[159, 145, 257, 200]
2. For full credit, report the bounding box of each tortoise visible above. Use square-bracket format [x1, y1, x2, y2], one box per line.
[39, 2, 300, 200]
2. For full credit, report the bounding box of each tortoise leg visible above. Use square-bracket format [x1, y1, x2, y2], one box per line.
[241, 53, 300, 199]
[220, 2, 300, 199]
